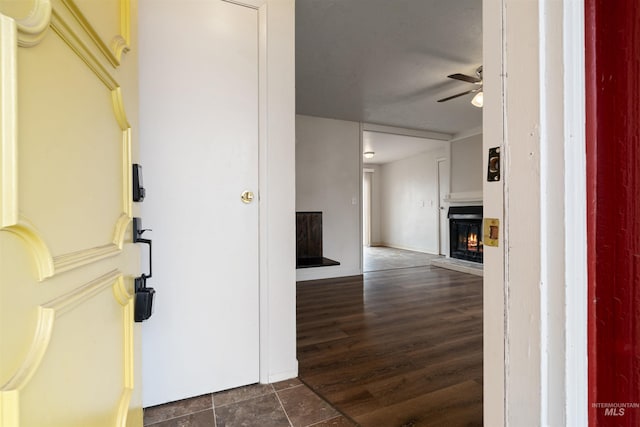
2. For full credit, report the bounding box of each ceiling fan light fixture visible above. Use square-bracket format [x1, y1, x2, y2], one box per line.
[471, 91, 484, 108]
[363, 151, 375, 159]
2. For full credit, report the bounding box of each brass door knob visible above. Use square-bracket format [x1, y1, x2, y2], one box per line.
[241, 190, 255, 204]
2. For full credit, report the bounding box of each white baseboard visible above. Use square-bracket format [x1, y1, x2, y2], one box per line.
[266, 365, 299, 384]
[296, 267, 362, 282]
[378, 243, 439, 256]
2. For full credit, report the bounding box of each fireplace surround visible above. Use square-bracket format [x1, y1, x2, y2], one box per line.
[296, 211, 340, 268]
[448, 206, 483, 263]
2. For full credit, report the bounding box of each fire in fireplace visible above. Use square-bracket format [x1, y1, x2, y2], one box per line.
[448, 206, 483, 263]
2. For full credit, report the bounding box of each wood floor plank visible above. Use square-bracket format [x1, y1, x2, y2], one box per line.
[355, 380, 482, 427]
[297, 266, 483, 427]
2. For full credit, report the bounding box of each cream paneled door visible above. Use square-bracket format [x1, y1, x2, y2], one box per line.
[0, 0, 141, 426]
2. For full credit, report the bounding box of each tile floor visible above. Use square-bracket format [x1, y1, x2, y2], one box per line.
[364, 246, 484, 277]
[363, 246, 440, 272]
[143, 378, 357, 427]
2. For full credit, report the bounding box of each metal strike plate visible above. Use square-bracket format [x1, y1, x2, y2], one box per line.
[483, 218, 500, 247]
[487, 147, 501, 181]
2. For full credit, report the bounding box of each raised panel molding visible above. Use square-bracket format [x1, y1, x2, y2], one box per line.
[0, 13, 17, 228]
[116, 388, 134, 427]
[50, 9, 134, 237]
[3, 219, 55, 281]
[0, 271, 133, 424]
[4, 0, 131, 65]
[0, 307, 55, 393]
[0, 3, 134, 277]
[112, 0, 131, 62]
[112, 89, 133, 220]
[1, 218, 130, 281]
[52, 244, 121, 275]
[58, 0, 130, 67]
[114, 214, 132, 250]
[50, 6, 118, 88]
[15, 0, 52, 47]
[113, 275, 134, 394]
[2, 219, 130, 281]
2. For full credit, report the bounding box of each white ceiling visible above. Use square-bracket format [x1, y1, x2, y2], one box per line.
[362, 131, 447, 165]
[296, 0, 483, 135]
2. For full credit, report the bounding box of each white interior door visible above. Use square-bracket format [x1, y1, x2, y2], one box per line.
[139, 0, 260, 406]
[438, 159, 450, 256]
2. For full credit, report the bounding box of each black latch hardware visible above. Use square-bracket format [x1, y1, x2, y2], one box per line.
[133, 217, 155, 322]
[487, 147, 501, 182]
[133, 164, 146, 202]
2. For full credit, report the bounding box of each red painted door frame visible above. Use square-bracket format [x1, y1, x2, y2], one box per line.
[586, 0, 640, 425]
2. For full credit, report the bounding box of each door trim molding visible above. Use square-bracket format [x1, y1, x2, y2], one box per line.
[484, 0, 588, 425]
[0, 13, 18, 228]
[257, 1, 269, 384]
[561, 0, 587, 424]
[482, 0, 506, 425]
[223, 0, 267, 10]
[257, 0, 298, 383]
[362, 122, 452, 141]
[436, 158, 449, 257]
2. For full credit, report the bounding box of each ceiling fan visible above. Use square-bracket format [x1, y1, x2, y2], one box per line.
[437, 65, 483, 107]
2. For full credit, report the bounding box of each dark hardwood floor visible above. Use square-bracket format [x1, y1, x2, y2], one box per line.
[297, 266, 483, 427]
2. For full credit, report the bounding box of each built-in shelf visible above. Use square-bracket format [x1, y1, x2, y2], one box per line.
[296, 257, 340, 269]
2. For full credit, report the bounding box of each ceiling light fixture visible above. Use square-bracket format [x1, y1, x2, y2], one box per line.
[471, 91, 484, 108]
[363, 151, 375, 159]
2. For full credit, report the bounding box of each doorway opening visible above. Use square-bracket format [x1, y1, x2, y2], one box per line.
[295, 1, 484, 425]
[360, 129, 449, 273]
[363, 169, 373, 247]
[437, 158, 450, 256]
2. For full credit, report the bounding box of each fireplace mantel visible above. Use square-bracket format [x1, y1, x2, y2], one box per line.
[444, 191, 483, 206]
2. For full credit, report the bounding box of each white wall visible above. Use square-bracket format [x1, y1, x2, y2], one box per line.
[450, 133, 483, 194]
[296, 115, 362, 281]
[379, 147, 446, 254]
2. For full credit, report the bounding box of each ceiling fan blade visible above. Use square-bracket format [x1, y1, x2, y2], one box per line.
[447, 73, 482, 84]
[437, 89, 475, 103]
